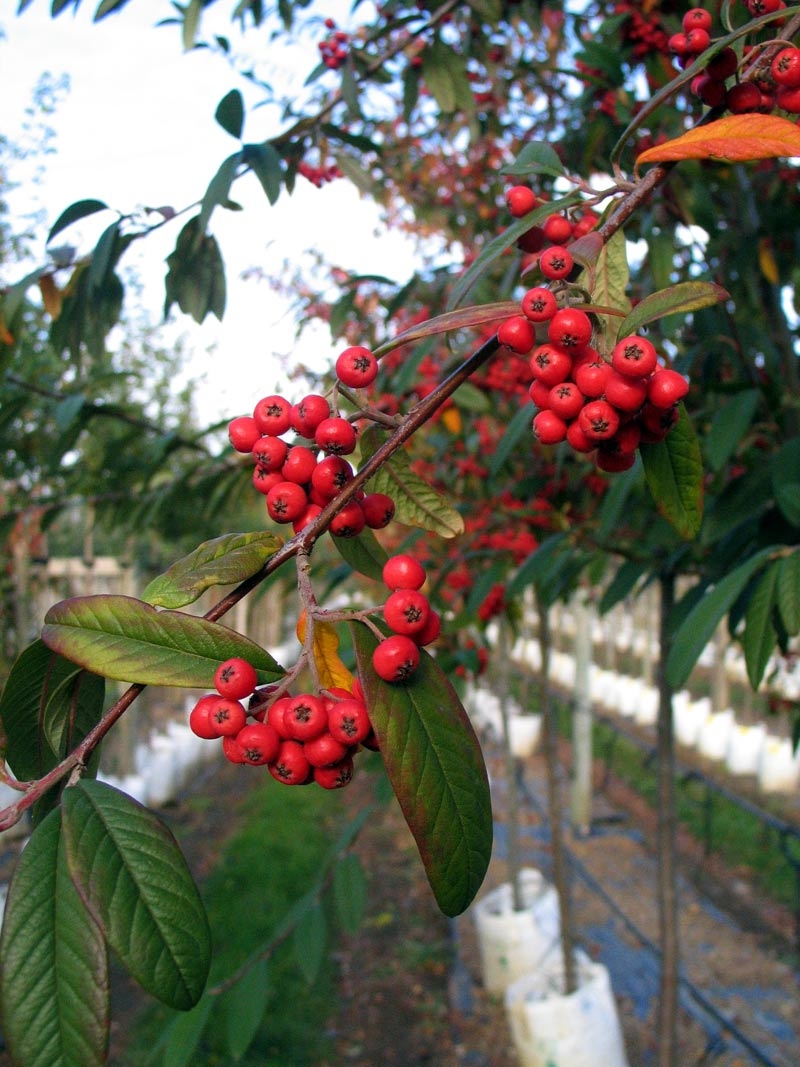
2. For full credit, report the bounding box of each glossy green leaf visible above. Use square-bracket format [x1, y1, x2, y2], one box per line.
[506, 533, 569, 601]
[375, 300, 517, 359]
[502, 140, 566, 179]
[640, 406, 703, 540]
[160, 997, 213, 1067]
[0, 639, 104, 781]
[47, 199, 109, 245]
[771, 438, 800, 525]
[776, 551, 800, 635]
[743, 563, 778, 690]
[489, 401, 535, 478]
[164, 216, 227, 324]
[143, 531, 282, 608]
[244, 142, 283, 205]
[350, 623, 492, 917]
[293, 902, 327, 987]
[215, 89, 245, 139]
[42, 594, 284, 688]
[198, 152, 243, 234]
[222, 958, 269, 1062]
[61, 780, 211, 1010]
[333, 854, 368, 934]
[331, 527, 389, 582]
[599, 558, 650, 615]
[616, 281, 729, 338]
[0, 809, 109, 1067]
[666, 545, 777, 690]
[587, 227, 630, 352]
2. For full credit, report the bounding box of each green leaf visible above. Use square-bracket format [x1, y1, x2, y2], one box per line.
[41, 594, 284, 688]
[198, 152, 243, 234]
[41, 664, 105, 764]
[47, 199, 109, 245]
[0, 809, 109, 1067]
[293, 902, 327, 986]
[640, 406, 703, 539]
[143, 531, 282, 608]
[333, 854, 368, 934]
[182, 0, 203, 49]
[164, 216, 227, 324]
[222, 958, 269, 1062]
[743, 563, 778, 689]
[771, 438, 800, 525]
[160, 996, 213, 1067]
[502, 140, 566, 180]
[340, 62, 362, 119]
[215, 89, 245, 139]
[599, 559, 649, 614]
[350, 622, 492, 917]
[244, 142, 283, 205]
[776, 551, 800, 634]
[596, 462, 640, 543]
[705, 389, 760, 472]
[506, 533, 569, 601]
[0, 640, 105, 782]
[93, 0, 130, 19]
[489, 401, 535, 477]
[421, 39, 471, 114]
[587, 227, 630, 352]
[61, 780, 211, 1010]
[666, 545, 777, 689]
[360, 427, 464, 538]
[331, 527, 389, 582]
[616, 280, 729, 338]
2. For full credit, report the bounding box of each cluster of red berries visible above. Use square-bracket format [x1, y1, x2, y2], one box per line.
[227, 346, 395, 537]
[319, 19, 350, 69]
[504, 185, 597, 277]
[298, 160, 344, 187]
[188, 657, 374, 789]
[498, 300, 689, 472]
[670, 5, 800, 114]
[372, 554, 440, 683]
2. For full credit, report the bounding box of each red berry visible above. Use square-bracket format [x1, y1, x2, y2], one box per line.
[578, 399, 620, 442]
[772, 47, 800, 88]
[573, 358, 611, 398]
[542, 213, 573, 245]
[266, 481, 308, 523]
[529, 378, 554, 408]
[705, 47, 738, 82]
[693, 74, 727, 108]
[335, 345, 379, 388]
[505, 185, 537, 217]
[315, 416, 357, 455]
[208, 696, 247, 737]
[776, 85, 800, 112]
[682, 7, 712, 33]
[548, 381, 584, 421]
[530, 343, 573, 386]
[268, 739, 311, 784]
[266, 696, 293, 739]
[611, 335, 658, 378]
[293, 502, 324, 534]
[516, 225, 545, 254]
[252, 435, 288, 472]
[253, 394, 292, 436]
[498, 315, 536, 354]
[668, 32, 689, 57]
[228, 416, 261, 453]
[361, 492, 395, 529]
[329, 500, 366, 537]
[547, 307, 592, 353]
[222, 733, 248, 764]
[372, 635, 421, 683]
[384, 589, 431, 635]
[284, 693, 328, 742]
[726, 81, 761, 114]
[382, 554, 426, 590]
[311, 454, 355, 500]
[291, 394, 331, 438]
[647, 368, 689, 408]
[566, 418, 596, 454]
[640, 402, 680, 441]
[235, 722, 280, 765]
[252, 468, 283, 496]
[595, 448, 636, 473]
[214, 657, 258, 700]
[520, 286, 558, 322]
[189, 695, 222, 739]
[604, 370, 648, 413]
[532, 408, 568, 445]
[281, 445, 317, 485]
[412, 609, 441, 647]
[327, 697, 371, 745]
[303, 731, 350, 768]
[314, 755, 355, 789]
[539, 245, 574, 280]
[685, 27, 710, 55]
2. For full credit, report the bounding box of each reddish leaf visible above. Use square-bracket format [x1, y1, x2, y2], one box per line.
[636, 114, 800, 169]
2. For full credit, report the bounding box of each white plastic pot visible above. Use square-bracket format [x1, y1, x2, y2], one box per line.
[725, 723, 766, 777]
[697, 708, 735, 762]
[758, 736, 800, 794]
[472, 868, 560, 994]
[508, 714, 543, 758]
[504, 953, 629, 1067]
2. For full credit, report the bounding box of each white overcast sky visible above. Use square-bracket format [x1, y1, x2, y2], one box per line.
[1, 0, 424, 424]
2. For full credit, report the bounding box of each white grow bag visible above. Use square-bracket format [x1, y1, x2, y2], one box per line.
[504, 953, 629, 1067]
[508, 714, 543, 758]
[472, 867, 559, 994]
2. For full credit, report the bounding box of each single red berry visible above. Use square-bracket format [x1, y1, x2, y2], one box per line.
[293, 503, 324, 534]
[517, 225, 545, 254]
[265, 696, 293, 739]
[253, 394, 292, 436]
[573, 358, 611, 398]
[222, 734, 248, 764]
[335, 345, 379, 388]
[530, 343, 573, 386]
[266, 481, 309, 523]
[542, 213, 573, 245]
[372, 635, 420, 683]
[412, 609, 441, 647]
[384, 588, 431, 635]
[284, 693, 328, 742]
[776, 85, 800, 112]
[539, 245, 574, 280]
[726, 81, 761, 114]
[578, 399, 621, 441]
[252, 434, 288, 472]
[685, 27, 710, 55]
[189, 695, 222, 739]
[693, 74, 727, 108]
[361, 492, 395, 529]
[330, 500, 366, 537]
[529, 378, 554, 408]
[235, 722, 281, 765]
[532, 408, 568, 445]
[311, 454, 354, 500]
[705, 47, 738, 82]
[772, 47, 800, 88]
[566, 418, 596, 454]
[281, 445, 317, 485]
[548, 307, 592, 353]
[498, 314, 536, 354]
[383, 554, 426, 590]
[214, 657, 258, 700]
[252, 468, 283, 496]
[327, 697, 372, 745]
[595, 448, 637, 473]
[520, 286, 558, 322]
[505, 185, 537, 217]
[228, 416, 261, 453]
[208, 696, 247, 737]
[603, 421, 641, 457]
[639, 402, 680, 441]
[314, 755, 355, 789]
[315, 416, 357, 455]
[747, 0, 783, 17]
[572, 211, 599, 238]
[303, 731, 350, 768]
[611, 335, 658, 378]
[682, 7, 712, 33]
[268, 739, 311, 784]
[604, 370, 648, 413]
[291, 394, 331, 438]
[647, 368, 689, 408]
[548, 381, 584, 421]
[668, 32, 689, 57]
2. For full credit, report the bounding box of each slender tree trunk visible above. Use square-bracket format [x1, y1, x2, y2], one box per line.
[495, 617, 524, 911]
[538, 592, 577, 994]
[656, 572, 680, 1067]
[570, 591, 593, 835]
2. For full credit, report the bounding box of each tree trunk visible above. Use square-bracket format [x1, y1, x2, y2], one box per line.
[656, 572, 680, 1067]
[570, 591, 593, 835]
[495, 617, 524, 911]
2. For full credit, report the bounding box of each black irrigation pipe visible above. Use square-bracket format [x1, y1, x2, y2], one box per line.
[512, 760, 787, 1067]
[590, 707, 800, 951]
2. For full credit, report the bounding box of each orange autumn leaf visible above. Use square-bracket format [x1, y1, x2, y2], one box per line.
[39, 273, 63, 319]
[635, 114, 800, 170]
[296, 612, 354, 692]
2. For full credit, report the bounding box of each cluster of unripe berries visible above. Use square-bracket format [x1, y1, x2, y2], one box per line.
[498, 296, 688, 472]
[669, 5, 800, 115]
[227, 346, 395, 538]
[188, 657, 374, 789]
[372, 554, 440, 683]
[319, 18, 350, 69]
